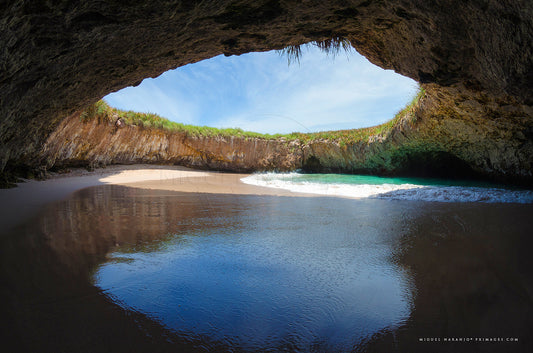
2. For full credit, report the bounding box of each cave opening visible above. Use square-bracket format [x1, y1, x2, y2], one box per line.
[0, 0, 531, 187]
[103, 45, 418, 135]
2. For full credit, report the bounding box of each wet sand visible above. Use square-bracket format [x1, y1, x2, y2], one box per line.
[1, 165, 533, 352]
[1, 183, 532, 353]
[0, 164, 313, 232]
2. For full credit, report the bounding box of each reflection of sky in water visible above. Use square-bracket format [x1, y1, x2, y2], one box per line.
[94, 198, 414, 351]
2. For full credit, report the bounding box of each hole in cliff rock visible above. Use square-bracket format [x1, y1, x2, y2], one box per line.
[104, 45, 417, 135]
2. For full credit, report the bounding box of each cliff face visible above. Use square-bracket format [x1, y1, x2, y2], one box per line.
[40, 113, 302, 173]
[40, 85, 532, 186]
[1, 0, 532, 184]
[303, 85, 533, 184]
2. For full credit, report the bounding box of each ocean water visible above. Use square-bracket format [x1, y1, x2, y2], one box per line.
[241, 173, 533, 203]
[2, 185, 533, 352]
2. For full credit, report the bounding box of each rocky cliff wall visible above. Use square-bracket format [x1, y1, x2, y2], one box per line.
[1, 0, 532, 184]
[39, 113, 302, 173]
[39, 86, 532, 186]
[303, 85, 533, 184]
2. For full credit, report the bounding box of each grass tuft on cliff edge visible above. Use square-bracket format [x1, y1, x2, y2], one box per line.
[80, 100, 284, 139]
[79, 87, 425, 145]
[288, 87, 425, 145]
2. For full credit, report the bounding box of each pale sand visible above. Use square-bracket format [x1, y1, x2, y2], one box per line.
[0, 164, 313, 232]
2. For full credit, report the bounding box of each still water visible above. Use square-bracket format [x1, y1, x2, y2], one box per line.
[1, 185, 533, 352]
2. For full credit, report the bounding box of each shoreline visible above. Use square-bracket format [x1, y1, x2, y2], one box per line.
[0, 164, 316, 232]
[4, 164, 529, 234]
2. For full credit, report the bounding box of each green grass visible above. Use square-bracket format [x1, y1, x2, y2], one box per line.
[79, 100, 285, 139]
[79, 87, 425, 145]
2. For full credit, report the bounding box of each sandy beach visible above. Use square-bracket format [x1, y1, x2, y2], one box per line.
[0, 164, 313, 232]
[2, 165, 533, 353]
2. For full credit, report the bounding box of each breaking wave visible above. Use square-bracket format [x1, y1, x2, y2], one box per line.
[241, 173, 533, 204]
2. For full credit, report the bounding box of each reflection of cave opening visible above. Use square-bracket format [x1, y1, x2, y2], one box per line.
[104, 45, 418, 135]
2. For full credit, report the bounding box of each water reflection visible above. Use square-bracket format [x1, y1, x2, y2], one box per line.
[94, 195, 414, 352]
[1, 186, 246, 352]
[360, 204, 533, 353]
[1, 185, 532, 352]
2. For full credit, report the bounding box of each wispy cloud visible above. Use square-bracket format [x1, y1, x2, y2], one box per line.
[105, 46, 417, 134]
[106, 78, 200, 125]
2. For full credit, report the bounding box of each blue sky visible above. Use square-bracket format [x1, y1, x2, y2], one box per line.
[104, 46, 418, 134]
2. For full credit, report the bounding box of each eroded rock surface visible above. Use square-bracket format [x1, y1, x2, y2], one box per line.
[39, 86, 532, 186]
[1, 0, 532, 184]
[40, 113, 302, 173]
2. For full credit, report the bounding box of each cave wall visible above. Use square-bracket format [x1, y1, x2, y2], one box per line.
[39, 86, 532, 185]
[1, 0, 532, 183]
[303, 85, 533, 184]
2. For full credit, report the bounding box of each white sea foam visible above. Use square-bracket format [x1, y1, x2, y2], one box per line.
[241, 173, 533, 204]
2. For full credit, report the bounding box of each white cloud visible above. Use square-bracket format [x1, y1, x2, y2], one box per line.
[105, 46, 418, 134]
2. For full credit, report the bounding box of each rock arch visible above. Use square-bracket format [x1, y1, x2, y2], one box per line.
[1, 0, 532, 184]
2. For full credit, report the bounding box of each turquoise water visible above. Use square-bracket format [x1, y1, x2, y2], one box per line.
[242, 173, 533, 203]
[277, 173, 507, 188]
